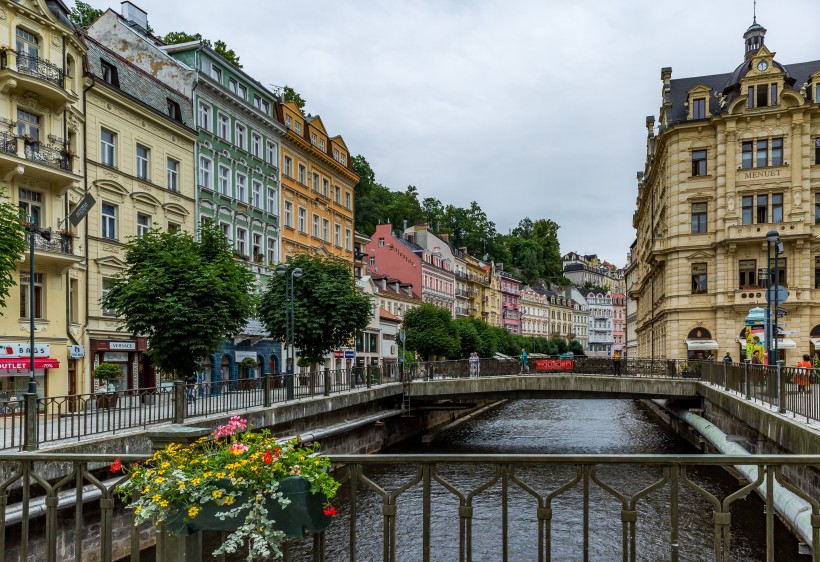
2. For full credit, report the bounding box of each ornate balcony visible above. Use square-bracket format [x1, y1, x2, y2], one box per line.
[20, 228, 82, 270]
[0, 133, 79, 192]
[0, 50, 76, 108]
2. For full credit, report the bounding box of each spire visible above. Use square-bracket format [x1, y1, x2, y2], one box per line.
[743, 4, 766, 60]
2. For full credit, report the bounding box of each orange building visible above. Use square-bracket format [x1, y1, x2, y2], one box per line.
[276, 101, 357, 262]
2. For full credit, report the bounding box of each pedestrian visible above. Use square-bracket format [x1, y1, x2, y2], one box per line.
[751, 350, 761, 365]
[612, 350, 622, 375]
[795, 354, 812, 393]
[185, 373, 196, 401]
[469, 352, 479, 377]
[723, 352, 732, 365]
[519, 348, 529, 374]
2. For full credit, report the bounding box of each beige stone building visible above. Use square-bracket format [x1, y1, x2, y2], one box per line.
[632, 20, 820, 363]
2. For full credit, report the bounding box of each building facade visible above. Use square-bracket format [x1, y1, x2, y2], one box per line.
[570, 287, 590, 351]
[586, 292, 614, 357]
[499, 271, 521, 334]
[624, 242, 639, 358]
[520, 286, 550, 338]
[632, 20, 820, 362]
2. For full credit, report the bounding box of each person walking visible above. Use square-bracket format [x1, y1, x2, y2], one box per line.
[612, 350, 622, 376]
[795, 354, 812, 393]
[519, 348, 529, 374]
[723, 352, 732, 365]
[185, 373, 197, 401]
[469, 352, 479, 377]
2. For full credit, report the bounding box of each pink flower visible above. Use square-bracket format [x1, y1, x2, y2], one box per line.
[289, 465, 301, 476]
[230, 442, 248, 455]
[213, 416, 249, 439]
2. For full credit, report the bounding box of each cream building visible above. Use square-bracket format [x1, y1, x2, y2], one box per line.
[83, 34, 197, 393]
[520, 286, 550, 338]
[0, 0, 86, 399]
[632, 20, 820, 363]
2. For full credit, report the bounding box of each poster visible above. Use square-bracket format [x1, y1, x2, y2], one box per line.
[746, 325, 766, 364]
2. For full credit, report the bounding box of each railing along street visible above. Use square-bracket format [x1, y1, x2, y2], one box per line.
[0, 453, 817, 562]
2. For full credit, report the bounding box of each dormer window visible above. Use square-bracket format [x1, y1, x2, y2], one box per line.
[692, 98, 705, 119]
[101, 60, 119, 87]
[166, 98, 182, 122]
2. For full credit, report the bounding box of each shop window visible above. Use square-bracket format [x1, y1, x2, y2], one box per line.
[738, 259, 756, 289]
[691, 263, 707, 294]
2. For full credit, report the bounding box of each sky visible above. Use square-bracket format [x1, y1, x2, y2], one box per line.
[82, 0, 820, 265]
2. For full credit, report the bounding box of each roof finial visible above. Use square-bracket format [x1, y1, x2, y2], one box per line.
[753, 0, 757, 23]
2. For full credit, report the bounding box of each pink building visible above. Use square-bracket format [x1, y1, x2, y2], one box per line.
[364, 224, 455, 315]
[499, 271, 522, 334]
[611, 292, 625, 355]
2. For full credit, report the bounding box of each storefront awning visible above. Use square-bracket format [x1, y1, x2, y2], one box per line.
[685, 339, 719, 350]
[810, 338, 820, 348]
[0, 357, 60, 370]
[775, 338, 796, 350]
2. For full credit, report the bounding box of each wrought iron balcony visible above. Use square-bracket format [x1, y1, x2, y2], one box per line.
[22, 140, 73, 172]
[12, 53, 65, 89]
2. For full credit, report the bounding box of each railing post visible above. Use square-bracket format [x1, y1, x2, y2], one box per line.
[744, 361, 750, 400]
[286, 372, 294, 400]
[22, 393, 38, 451]
[777, 360, 786, 414]
[173, 381, 185, 424]
[324, 369, 331, 397]
[366, 365, 372, 389]
[723, 361, 728, 391]
[263, 373, 271, 408]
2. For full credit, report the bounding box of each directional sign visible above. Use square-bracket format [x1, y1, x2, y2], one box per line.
[68, 192, 96, 227]
[780, 330, 798, 335]
[765, 285, 788, 304]
[776, 307, 787, 318]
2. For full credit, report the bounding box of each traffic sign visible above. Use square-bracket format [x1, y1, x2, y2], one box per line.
[765, 285, 788, 304]
[776, 307, 787, 318]
[780, 330, 798, 335]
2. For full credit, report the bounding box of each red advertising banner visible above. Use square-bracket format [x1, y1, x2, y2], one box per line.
[534, 359, 574, 372]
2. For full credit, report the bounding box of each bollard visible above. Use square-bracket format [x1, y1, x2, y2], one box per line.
[173, 381, 185, 424]
[22, 393, 38, 451]
[744, 361, 750, 400]
[777, 360, 786, 414]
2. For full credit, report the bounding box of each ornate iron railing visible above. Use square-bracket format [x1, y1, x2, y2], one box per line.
[6, 52, 65, 89]
[22, 140, 73, 171]
[0, 453, 817, 562]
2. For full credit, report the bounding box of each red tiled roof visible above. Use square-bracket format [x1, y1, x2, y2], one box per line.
[379, 308, 402, 322]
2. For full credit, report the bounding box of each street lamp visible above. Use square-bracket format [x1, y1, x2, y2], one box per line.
[766, 229, 785, 414]
[25, 218, 52, 395]
[275, 265, 302, 399]
[399, 328, 406, 381]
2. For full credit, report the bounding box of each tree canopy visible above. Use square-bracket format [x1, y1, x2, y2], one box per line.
[68, 1, 102, 28]
[258, 253, 371, 365]
[0, 188, 26, 314]
[283, 86, 306, 110]
[162, 32, 242, 68]
[101, 222, 256, 379]
[402, 304, 460, 360]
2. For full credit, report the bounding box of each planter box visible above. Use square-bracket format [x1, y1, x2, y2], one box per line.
[171, 476, 333, 538]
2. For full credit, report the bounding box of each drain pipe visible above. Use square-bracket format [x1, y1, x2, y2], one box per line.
[654, 399, 814, 549]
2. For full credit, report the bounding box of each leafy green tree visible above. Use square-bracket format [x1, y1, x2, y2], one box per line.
[68, 1, 103, 28]
[258, 253, 371, 365]
[162, 32, 242, 68]
[453, 318, 480, 359]
[283, 86, 306, 110]
[101, 222, 256, 380]
[0, 188, 26, 314]
[402, 304, 460, 360]
[352, 155, 393, 235]
[568, 340, 585, 355]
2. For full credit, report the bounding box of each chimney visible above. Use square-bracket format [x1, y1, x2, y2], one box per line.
[439, 233, 449, 242]
[394, 280, 400, 292]
[381, 277, 387, 290]
[121, 1, 149, 33]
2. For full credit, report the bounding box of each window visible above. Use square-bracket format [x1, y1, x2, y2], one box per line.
[816, 138, 820, 165]
[100, 128, 116, 167]
[815, 257, 820, 289]
[738, 259, 756, 288]
[741, 141, 753, 169]
[284, 201, 292, 227]
[322, 218, 329, 242]
[771, 137, 783, 166]
[167, 222, 180, 234]
[312, 172, 319, 192]
[298, 164, 306, 184]
[100, 60, 119, 86]
[756, 139, 768, 167]
[691, 263, 707, 294]
[199, 156, 212, 187]
[202, 58, 221, 81]
[691, 202, 707, 233]
[770, 83, 777, 106]
[252, 233, 262, 257]
[236, 172, 247, 202]
[100, 276, 117, 317]
[16, 109, 40, 144]
[69, 278, 78, 323]
[267, 237, 277, 265]
[334, 223, 341, 246]
[742, 195, 753, 224]
[294, 122, 301, 135]
[236, 227, 247, 256]
[319, 139, 325, 151]
[345, 191, 351, 209]
[238, 84, 247, 99]
[756, 83, 768, 107]
[218, 165, 231, 196]
[312, 214, 319, 237]
[298, 207, 306, 232]
[101, 203, 117, 240]
[692, 98, 706, 119]
[261, 100, 270, 114]
[136, 213, 150, 237]
[322, 178, 329, 197]
[345, 228, 351, 251]
[167, 98, 181, 122]
[252, 180, 262, 208]
[220, 222, 231, 242]
[266, 187, 277, 214]
[747, 86, 754, 109]
[252, 134, 261, 157]
[378, 237, 384, 247]
[816, 193, 820, 225]
[253, 95, 261, 109]
[284, 156, 292, 177]
[340, 154, 346, 165]
[218, 114, 229, 140]
[235, 123, 247, 150]
[167, 158, 179, 191]
[135, 144, 149, 180]
[333, 186, 340, 204]
[16, 27, 38, 60]
[285, 116, 292, 129]
[692, 149, 707, 176]
[17, 188, 42, 227]
[756, 194, 768, 223]
[772, 193, 783, 223]
[768, 257, 787, 286]
[311, 133, 317, 146]
[198, 102, 211, 131]
[266, 142, 277, 165]
[228, 78, 237, 93]
[333, 148, 339, 161]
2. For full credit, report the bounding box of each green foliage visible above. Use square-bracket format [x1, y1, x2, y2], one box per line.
[568, 340, 585, 355]
[0, 188, 26, 314]
[239, 357, 258, 369]
[68, 1, 102, 28]
[101, 222, 256, 380]
[283, 86, 306, 110]
[402, 304, 460, 360]
[162, 32, 242, 68]
[580, 281, 610, 294]
[93, 362, 121, 381]
[258, 254, 371, 365]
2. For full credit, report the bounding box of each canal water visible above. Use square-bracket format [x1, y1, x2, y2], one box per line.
[223, 399, 803, 561]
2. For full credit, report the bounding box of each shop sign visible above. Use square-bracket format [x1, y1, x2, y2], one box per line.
[104, 352, 129, 362]
[0, 343, 50, 357]
[69, 345, 85, 359]
[333, 351, 344, 358]
[344, 350, 355, 359]
[234, 351, 257, 362]
[109, 341, 136, 351]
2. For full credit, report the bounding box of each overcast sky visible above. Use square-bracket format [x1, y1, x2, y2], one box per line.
[86, 0, 820, 265]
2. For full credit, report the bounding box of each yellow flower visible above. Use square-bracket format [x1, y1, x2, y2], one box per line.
[216, 472, 225, 479]
[152, 494, 161, 503]
[161, 462, 170, 469]
[188, 506, 200, 517]
[178, 482, 185, 490]
[134, 505, 142, 514]
[159, 500, 168, 508]
[212, 490, 223, 499]
[191, 478, 201, 486]
[224, 496, 235, 506]
[142, 486, 150, 494]
[155, 477, 166, 484]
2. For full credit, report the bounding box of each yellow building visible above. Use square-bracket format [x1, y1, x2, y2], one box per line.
[276, 101, 357, 262]
[0, 0, 86, 399]
[485, 264, 502, 327]
[82, 35, 197, 393]
[632, 20, 820, 363]
[464, 254, 490, 321]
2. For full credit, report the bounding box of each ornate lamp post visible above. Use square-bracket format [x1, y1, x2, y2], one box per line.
[765, 229, 785, 413]
[275, 265, 302, 399]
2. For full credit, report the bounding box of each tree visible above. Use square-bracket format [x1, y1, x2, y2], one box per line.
[258, 253, 371, 365]
[68, 1, 102, 28]
[0, 188, 26, 314]
[402, 304, 460, 360]
[162, 32, 242, 68]
[568, 340, 585, 355]
[101, 222, 256, 380]
[283, 86, 306, 110]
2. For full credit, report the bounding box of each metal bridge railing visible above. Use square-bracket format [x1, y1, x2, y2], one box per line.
[0, 453, 817, 562]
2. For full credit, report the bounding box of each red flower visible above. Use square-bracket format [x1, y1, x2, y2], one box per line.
[110, 458, 122, 473]
[274, 447, 281, 458]
[263, 450, 273, 465]
[323, 505, 338, 516]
